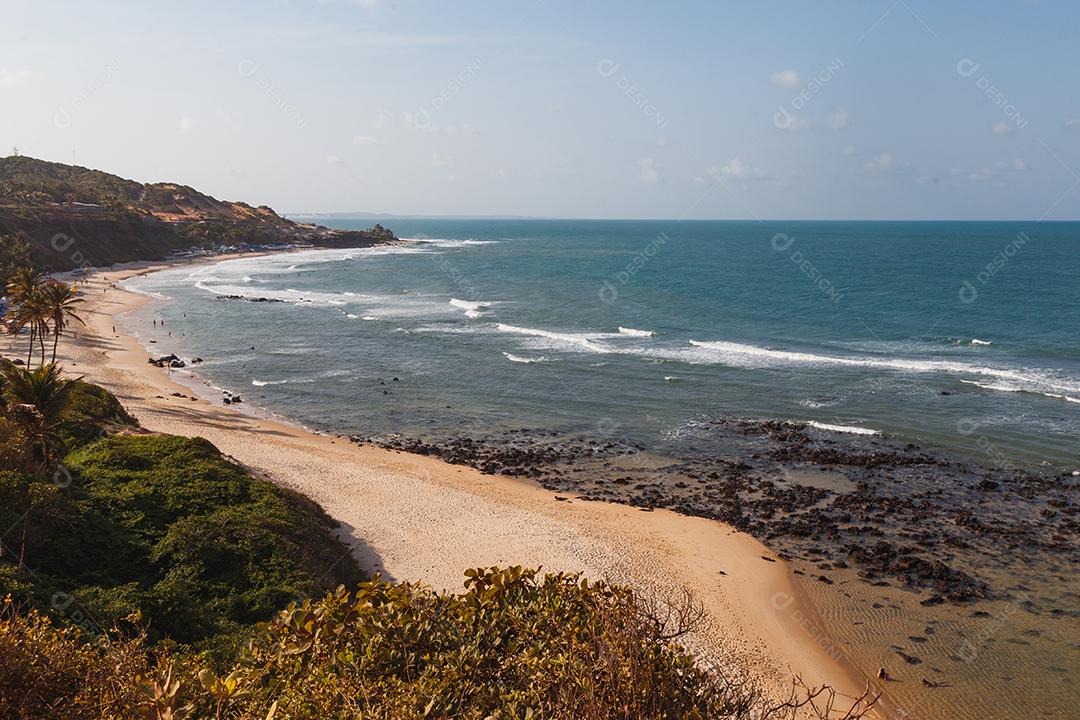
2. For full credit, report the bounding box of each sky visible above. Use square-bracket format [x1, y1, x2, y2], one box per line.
[1, 0, 1079, 220]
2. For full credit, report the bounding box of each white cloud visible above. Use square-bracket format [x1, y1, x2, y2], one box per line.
[326, 154, 342, 165]
[178, 116, 193, 134]
[864, 153, 895, 173]
[0, 68, 35, 88]
[636, 158, 659, 185]
[712, 157, 752, 179]
[1013, 157, 1027, 171]
[1065, 119, 1080, 132]
[841, 144, 856, 156]
[431, 150, 452, 168]
[771, 69, 801, 89]
[825, 107, 849, 131]
[352, 135, 386, 145]
[991, 121, 1014, 135]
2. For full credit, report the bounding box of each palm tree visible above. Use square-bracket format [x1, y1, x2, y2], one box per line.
[5, 268, 45, 366]
[0, 362, 80, 570]
[41, 280, 84, 364]
[14, 289, 49, 368]
[1, 362, 80, 472]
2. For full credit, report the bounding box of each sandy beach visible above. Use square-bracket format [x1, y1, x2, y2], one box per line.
[1, 255, 886, 717]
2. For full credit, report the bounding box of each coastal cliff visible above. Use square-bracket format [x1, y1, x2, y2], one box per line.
[0, 155, 395, 271]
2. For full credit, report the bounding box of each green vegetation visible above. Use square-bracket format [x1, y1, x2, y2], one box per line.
[0, 352, 871, 717]
[0, 358, 362, 653]
[0, 155, 146, 207]
[0, 568, 871, 720]
[0, 431, 363, 649]
[0, 155, 284, 222]
[0, 233, 30, 290]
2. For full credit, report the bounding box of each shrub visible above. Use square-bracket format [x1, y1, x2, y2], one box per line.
[2, 434, 363, 647]
[57, 379, 138, 449]
[0, 569, 875, 720]
[0, 600, 155, 719]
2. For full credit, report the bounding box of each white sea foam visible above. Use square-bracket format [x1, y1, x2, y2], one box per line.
[405, 238, 498, 247]
[193, 281, 450, 318]
[618, 327, 655, 337]
[252, 379, 288, 387]
[120, 283, 172, 300]
[494, 324, 616, 354]
[679, 340, 1080, 396]
[503, 352, 550, 364]
[449, 298, 494, 318]
[970, 338, 992, 346]
[806, 421, 879, 436]
[663, 376, 680, 382]
[960, 380, 1080, 404]
[800, 398, 841, 409]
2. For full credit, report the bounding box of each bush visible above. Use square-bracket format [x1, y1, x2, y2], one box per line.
[1, 434, 363, 647]
[0, 569, 875, 720]
[0, 600, 155, 719]
[57, 380, 138, 449]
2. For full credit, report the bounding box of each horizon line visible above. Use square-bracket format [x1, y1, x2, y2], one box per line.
[285, 213, 1080, 223]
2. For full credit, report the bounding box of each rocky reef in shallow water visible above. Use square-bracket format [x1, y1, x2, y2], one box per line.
[359, 418, 1078, 611]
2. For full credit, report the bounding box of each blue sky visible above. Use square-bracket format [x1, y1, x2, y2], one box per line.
[2, 0, 1079, 219]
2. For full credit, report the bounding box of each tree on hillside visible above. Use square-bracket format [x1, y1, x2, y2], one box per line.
[0, 362, 79, 569]
[0, 234, 31, 291]
[1, 363, 80, 472]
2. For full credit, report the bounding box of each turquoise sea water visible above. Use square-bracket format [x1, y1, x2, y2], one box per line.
[122, 220, 1080, 471]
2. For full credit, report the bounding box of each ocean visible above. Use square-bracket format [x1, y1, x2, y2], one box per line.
[119, 219, 1080, 719]
[120, 219, 1080, 472]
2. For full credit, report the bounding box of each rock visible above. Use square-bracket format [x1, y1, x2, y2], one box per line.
[896, 650, 922, 665]
[149, 354, 180, 368]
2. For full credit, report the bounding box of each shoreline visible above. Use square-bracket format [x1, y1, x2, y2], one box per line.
[5, 251, 886, 716]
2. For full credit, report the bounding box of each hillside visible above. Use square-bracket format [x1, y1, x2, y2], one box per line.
[0, 156, 395, 271]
